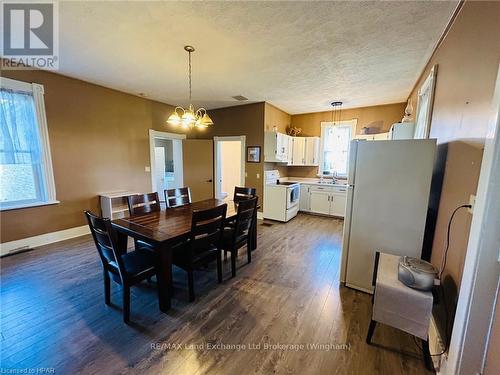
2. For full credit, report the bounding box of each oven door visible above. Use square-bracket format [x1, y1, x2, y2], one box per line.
[287, 185, 300, 209]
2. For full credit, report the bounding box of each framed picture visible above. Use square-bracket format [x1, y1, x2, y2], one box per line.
[246, 146, 261, 163]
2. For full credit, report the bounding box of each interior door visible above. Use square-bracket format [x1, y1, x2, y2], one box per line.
[183, 139, 214, 201]
[154, 147, 166, 193]
[309, 190, 330, 215]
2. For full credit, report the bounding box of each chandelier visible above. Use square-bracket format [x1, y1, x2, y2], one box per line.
[167, 46, 214, 129]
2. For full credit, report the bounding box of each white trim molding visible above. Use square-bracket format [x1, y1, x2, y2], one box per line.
[318, 119, 358, 176]
[0, 225, 90, 257]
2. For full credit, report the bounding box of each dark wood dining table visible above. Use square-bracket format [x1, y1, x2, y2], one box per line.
[111, 199, 258, 312]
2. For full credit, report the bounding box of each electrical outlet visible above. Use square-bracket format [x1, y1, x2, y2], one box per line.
[468, 194, 475, 214]
[145, 166, 151, 172]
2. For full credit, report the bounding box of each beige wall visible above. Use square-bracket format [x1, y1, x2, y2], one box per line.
[485, 291, 500, 375]
[288, 102, 406, 178]
[406, 1, 499, 367]
[200, 103, 266, 209]
[263, 103, 291, 177]
[0, 69, 186, 243]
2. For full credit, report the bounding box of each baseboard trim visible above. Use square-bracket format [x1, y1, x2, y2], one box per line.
[0, 225, 90, 257]
[429, 315, 447, 373]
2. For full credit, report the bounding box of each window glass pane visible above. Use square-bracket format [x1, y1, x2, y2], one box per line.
[322, 125, 352, 175]
[0, 87, 46, 207]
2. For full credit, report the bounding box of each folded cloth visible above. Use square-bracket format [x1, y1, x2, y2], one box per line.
[373, 252, 433, 340]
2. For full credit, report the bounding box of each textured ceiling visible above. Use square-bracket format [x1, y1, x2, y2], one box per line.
[57, 1, 458, 114]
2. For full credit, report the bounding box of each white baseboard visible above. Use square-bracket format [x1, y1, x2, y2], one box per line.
[429, 315, 448, 373]
[0, 225, 90, 257]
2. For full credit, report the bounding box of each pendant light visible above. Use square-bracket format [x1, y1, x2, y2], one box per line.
[331, 101, 343, 124]
[167, 46, 214, 129]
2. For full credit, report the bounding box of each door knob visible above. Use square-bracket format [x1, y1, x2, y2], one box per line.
[206, 179, 213, 182]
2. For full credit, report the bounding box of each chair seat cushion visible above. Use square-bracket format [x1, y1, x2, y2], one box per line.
[218, 228, 247, 250]
[109, 250, 156, 277]
[172, 241, 219, 268]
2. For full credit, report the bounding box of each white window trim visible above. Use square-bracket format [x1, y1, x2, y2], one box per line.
[318, 119, 357, 177]
[0, 77, 58, 211]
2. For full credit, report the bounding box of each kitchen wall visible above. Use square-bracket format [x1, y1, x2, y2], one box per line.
[406, 0, 500, 365]
[263, 103, 291, 178]
[199, 102, 266, 209]
[288, 102, 406, 177]
[0, 68, 185, 243]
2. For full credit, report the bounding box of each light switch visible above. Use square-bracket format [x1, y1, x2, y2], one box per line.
[256, 173, 260, 179]
[145, 166, 151, 172]
[245, 172, 248, 178]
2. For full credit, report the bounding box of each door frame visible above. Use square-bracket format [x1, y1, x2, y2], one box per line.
[148, 129, 186, 193]
[445, 64, 500, 375]
[213, 136, 246, 199]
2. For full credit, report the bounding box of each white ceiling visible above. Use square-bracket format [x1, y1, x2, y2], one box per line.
[58, 1, 458, 114]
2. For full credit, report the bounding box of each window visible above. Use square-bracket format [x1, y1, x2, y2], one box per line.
[0, 77, 57, 210]
[319, 120, 357, 177]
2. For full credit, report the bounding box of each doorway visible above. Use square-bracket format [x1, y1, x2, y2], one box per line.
[149, 130, 185, 194]
[214, 136, 246, 200]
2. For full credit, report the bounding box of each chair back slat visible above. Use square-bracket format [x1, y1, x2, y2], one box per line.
[84, 211, 126, 280]
[233, 186, 257, 202]
[234, 197, 258, 238]
[190, 204, 227, 253]
[127, 192, 160, 215]
[165, 187, 192, 208]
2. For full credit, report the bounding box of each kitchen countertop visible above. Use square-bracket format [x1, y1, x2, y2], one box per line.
[279, 177, 348, 187]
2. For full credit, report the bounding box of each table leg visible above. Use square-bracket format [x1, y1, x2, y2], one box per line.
[366, 319, 377, 344]
[155, 244, 173, 312]
[250, 210, 258, 250]
[115, 231, 128, 255]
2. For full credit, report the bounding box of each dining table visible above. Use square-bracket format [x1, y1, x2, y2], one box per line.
[111, 198, 258, 312]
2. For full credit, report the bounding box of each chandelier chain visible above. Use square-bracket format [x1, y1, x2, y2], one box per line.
[188, 50, 192, 102]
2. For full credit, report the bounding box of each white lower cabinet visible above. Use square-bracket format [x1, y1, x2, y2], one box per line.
[304, 185, 347, 217]
[299, 184, 311, 212]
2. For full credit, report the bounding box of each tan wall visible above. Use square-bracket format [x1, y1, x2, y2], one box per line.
[485, 291, 500, 375]
[0, 69, 185, 243]
[288, 102, 406, 178]
[263, 103, 291, 177]
[199, 103, 266, 209]
[406, 0, 499, 366]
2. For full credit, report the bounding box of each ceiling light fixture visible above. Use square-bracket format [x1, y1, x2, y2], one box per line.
[331, 101, 343, 124]
[167, 46, 214, 129]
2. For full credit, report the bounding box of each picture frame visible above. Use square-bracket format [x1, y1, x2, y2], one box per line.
[246, 146, 261, 163]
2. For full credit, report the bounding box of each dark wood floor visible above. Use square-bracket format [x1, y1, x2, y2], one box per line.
[0, 214, 431, 374]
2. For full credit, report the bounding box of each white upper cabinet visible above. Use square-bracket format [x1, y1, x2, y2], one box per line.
[264, 131, 288, 162]
[305, 137, 320, 166]
[291, 137, 306, 165]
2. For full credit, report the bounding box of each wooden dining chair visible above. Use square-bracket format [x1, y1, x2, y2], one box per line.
[172, 204, 227, 301]
[233, 186, 257, 202]
[218, 197, 258, 278]
[84, 211, 158, 323]
[164, 187, 192, 208]
[127, 192, 161, 216]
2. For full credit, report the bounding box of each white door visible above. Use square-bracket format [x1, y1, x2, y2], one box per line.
[310, 190, 330, 215]
[292, 137, 305, 165]
[214, 137, 245, 200]
[154, 147, 166, 193]
[330, 192, 347, 217]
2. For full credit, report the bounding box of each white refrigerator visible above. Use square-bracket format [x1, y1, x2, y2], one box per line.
[340, 139, 436, 293]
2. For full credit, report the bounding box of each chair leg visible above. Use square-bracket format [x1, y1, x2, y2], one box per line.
[231, 249, 237, 278]
[104, 272, 111, 305]
[217, 251, 223, 283]
[224, 250, 228, 261]
[247, 244, 252, 264]
[187, 269, 195, 302]
[422, 337, 434, 371]
[366, 319, 377, 344]
[123, 285, 130, 323]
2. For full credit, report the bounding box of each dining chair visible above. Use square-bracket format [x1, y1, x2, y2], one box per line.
[218, 197, 258, 278]
[127, 192, 161, 216]
[172, 204, 227, 301]
[233, 186, 257, 202]
[84, 211, 158, 323]
[165, 187, 192, 208]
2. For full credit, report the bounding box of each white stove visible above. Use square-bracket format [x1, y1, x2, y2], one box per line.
[263, 170, 300, 222]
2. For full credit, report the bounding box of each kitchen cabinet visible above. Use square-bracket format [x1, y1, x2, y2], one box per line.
[308, 185, 347, 217]
[299, 184, 311, 212]
[264, 131, 288, 162]
[305, 137, 320, 166]
[291, 137, 306, 165]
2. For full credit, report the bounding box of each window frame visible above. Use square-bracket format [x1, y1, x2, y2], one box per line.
[318, 119, 357, 177]
[0, 77, 58, 211]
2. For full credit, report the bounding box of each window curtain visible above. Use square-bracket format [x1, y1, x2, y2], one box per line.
[0, 88, 42, 165]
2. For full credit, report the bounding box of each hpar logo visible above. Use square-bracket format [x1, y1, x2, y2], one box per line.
[1, 0, 59, 70]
